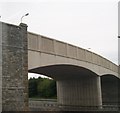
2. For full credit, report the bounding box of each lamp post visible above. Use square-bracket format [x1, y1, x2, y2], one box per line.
[21, 13, 29, 23]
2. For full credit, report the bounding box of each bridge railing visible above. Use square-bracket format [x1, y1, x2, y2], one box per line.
[29, 99, 59, 111]
[29, 100, 120, 111]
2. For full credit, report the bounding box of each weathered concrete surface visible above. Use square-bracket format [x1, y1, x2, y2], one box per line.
[28, 32, 119, 78]
[1, 22, 28, 111]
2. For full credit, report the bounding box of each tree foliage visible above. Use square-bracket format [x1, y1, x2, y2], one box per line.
[29, 77, 38, 97]
[29, 77, 57, 99]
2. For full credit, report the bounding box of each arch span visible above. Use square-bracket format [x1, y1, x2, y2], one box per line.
[29, 64, 102, 107]
[28, 32, 119, 78]
[29, 64, 99, 80]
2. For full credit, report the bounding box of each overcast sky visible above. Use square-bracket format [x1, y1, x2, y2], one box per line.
[0, 0, 118, 63]
[0, 0, 118, 78]
[0, 0, 119, 78]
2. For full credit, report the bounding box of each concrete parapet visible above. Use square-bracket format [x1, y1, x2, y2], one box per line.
[77, 47, 86, 61]
[54, 40, 67, 57]
[41, 36, 54, 54]
[67, 44, 77, 59]
[28, 33, 38, 51]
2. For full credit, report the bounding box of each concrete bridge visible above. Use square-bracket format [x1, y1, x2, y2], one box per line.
[28, 32, 119, 109]
[0, 22, 119, 111]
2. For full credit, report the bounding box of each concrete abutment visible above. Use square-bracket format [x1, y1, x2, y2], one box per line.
[1, 22, 28, 111]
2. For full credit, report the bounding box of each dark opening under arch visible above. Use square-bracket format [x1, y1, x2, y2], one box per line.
[101, 74, 120, 106]
[29, 64, 102, 108]
[28, 64, 98, 80]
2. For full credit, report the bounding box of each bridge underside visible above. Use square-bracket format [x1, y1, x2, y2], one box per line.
[29, 64, 102, 108]
[29, 64, 98, 80]
[29, 64, 120, 109]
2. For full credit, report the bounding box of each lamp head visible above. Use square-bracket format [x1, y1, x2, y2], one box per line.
[25, 13, 29, 16]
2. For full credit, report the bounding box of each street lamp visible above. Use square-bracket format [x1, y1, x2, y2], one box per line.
[21, 13, 29, 23]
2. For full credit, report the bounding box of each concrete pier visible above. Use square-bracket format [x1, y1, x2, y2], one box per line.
[57, 76, 102, 109]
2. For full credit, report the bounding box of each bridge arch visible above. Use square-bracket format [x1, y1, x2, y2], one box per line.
[29, 64, 99, 80]
[28, 51, 118, 78]
[28, 32, 118, 79]
[29, 64, 102, 108]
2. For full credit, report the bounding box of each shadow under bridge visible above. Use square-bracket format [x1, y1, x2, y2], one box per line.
[29, 64, 102, 109]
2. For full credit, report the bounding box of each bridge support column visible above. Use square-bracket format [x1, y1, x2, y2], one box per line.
[57, 76, 102, 110]
[0, 22, 28, 111]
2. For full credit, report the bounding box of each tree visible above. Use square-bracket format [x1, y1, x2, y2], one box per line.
[37, 78, 57, 98]
[29, 77, 38, 97]
[28, 77, 57, 99]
